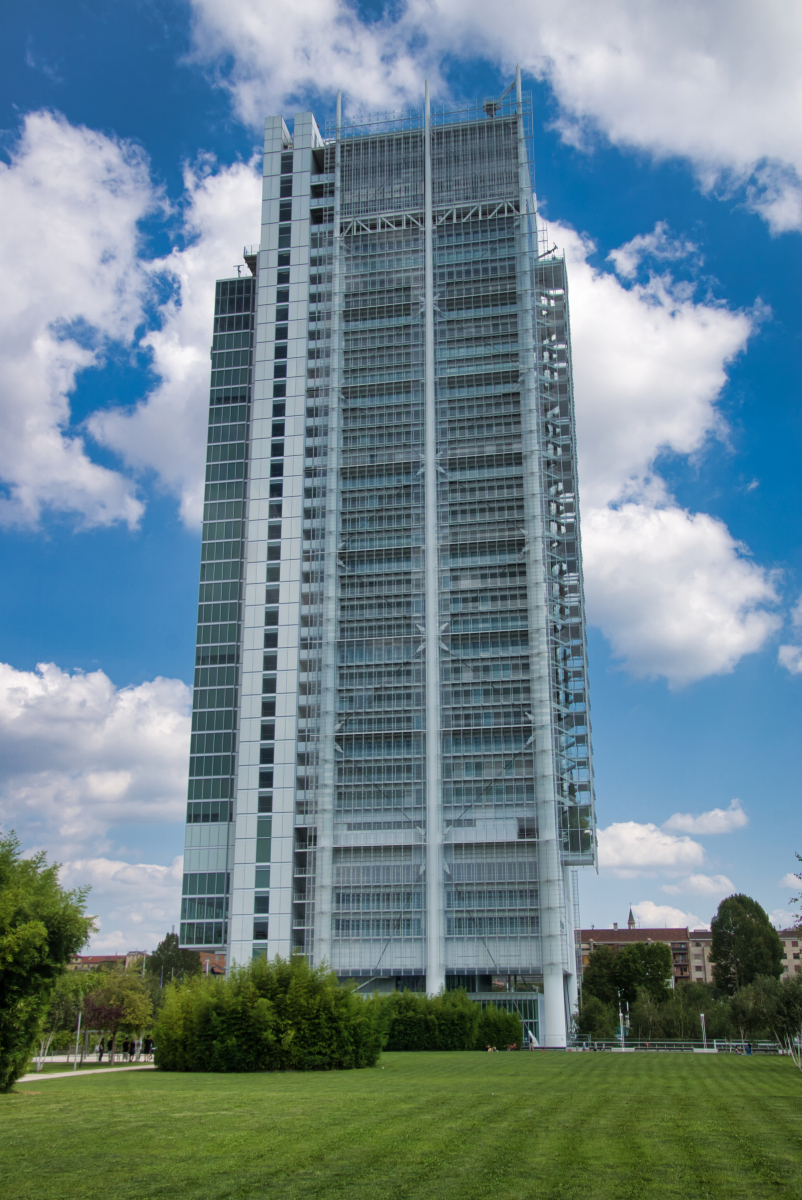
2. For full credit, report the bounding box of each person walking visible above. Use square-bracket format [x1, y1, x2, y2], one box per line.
[97, 1038, 105, 1063]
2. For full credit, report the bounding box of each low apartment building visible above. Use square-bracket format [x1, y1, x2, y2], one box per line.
[580, 912, 690, 986]
[689, 927, 801, 983]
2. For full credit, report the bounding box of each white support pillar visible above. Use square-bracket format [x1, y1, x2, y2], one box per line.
[514, 62, 567, 1047]
[314, 92, 343, 971]
[564, 866, 578, 1031]
[424, 80, 444, 996]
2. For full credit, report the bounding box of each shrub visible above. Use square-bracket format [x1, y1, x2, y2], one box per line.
[154, 955, 381, 1072]
[382, 988, 481, 1051]
[379, 989, 523, 1051]
[474, 1005, 523, 1050]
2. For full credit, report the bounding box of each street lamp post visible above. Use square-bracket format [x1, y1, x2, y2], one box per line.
[72, 1009, 82, 1072]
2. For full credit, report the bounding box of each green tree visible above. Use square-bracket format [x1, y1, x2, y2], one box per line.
[788, 853, 801, 930]
[575, 994, 617, 1039]
[629, 987, 664, 1040]
[611, 942, 673, 1004]
[709, 894, 784, 994]
[660, 987, 703, 1040]
[34, 971, 94, 1069]
[0, 832, 95, 1091]
[83, 970, 153, 1057]
[769, 974, 802, 1068]
[580, 945, 618, 1006]
[729, 982, 771, 1042]
[146, 932, 201, 984]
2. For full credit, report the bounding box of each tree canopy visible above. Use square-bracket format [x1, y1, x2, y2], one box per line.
[83, 970, 153, 1045]
[788, 853, 801, 930]
[580, 945, 618, 1006]
[581, 941, 673, 1007]
[146, 932, 201, 984]
[34, 970, 95, 1068]
[0, 831, 95, 1091]
[709, 894, 784, 994]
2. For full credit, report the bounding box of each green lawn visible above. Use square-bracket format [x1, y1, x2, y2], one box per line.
[3, 1053, 801, 1199]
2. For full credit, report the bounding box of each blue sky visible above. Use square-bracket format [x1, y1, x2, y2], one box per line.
[0, 0, 800, 950]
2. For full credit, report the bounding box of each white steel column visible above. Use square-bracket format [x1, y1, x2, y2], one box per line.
[564, 866, 579, 1027]
[424, 81, 444, 995]
[314, 92, 342, 970]
[515, 63, 567, 1046]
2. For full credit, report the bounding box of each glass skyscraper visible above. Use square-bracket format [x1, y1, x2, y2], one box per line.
[180, 70, 596, 1047]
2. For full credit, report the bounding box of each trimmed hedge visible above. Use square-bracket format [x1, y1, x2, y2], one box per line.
[474, 1004, 523, 1050]
[154, 956, 381, 1072]
[380, 989, 523, 1051]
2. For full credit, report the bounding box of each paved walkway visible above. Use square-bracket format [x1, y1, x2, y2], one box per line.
[17, 1065, 156, 1082]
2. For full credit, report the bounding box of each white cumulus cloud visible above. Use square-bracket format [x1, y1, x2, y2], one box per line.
[630, 899, 706, 929]
[608, 221, 699, 280]
[188, 0, 802, 234]
[88, 156, 263, 526]
[0, 661, 190, 857]
[779, 873, 801, 890]
[560, 222, 754, 514]
[0, 111, 158, 529]
[0, 662, 191, 951]
[187, 0, 438, 127]
[58, 856, 185, 953]
[662, 873, 734, 897]
[554, 223, 780, 684]
[582, 505, 779, 686]
[597, 821, 705, 878]
[770, 909, 798, 931]
[777, 593, 802, 675]
[663, 798, 748, 835]
[0, 112, 262, 532]
[778, 646, 802, 675]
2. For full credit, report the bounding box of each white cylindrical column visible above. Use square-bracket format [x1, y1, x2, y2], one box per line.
[514, 62, 567, 1047]
[315, 91, 343, 970]
[424, 80, 444, 996]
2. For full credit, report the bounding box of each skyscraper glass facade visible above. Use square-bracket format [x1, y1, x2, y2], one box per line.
[180, 74, 595, 1045]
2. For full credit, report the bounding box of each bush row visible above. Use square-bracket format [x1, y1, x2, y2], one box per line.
[153, 957, 524, 1072]
[382, 988, 522, 1051]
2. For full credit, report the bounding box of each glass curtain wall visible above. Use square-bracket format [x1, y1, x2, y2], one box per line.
[180, 275, 255, 949]
[327, 124, 428, 979]
[433, 114, 540, 977]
